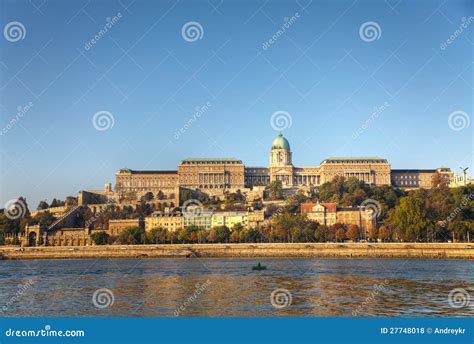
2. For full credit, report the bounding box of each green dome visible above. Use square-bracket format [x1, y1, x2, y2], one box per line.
[271, 133, 291, 151]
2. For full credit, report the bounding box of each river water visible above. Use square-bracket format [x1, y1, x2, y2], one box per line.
[0, 258, 472, 317]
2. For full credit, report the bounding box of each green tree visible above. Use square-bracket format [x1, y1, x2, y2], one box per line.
[268, 180, 283, 200]
[90, 231, 110, 245]
[146, 227, 168, 244]
[388, 194, 431, 241]
[117, 227, 145, 245]
[37, 200, 49, 210]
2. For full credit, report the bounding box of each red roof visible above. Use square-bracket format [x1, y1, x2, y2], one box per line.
[300, 202, 337, 214]
[320, 203, 337, 212]
[300, 203, 317, 214]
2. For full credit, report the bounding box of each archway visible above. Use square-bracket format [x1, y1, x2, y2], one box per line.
[28, 232, 37, 247]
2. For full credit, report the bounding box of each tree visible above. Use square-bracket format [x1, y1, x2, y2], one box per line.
[146, 227, 168, 244]
[117, 227, 145, 245]
[90, 231, 110, 245]
[378, 225, 390, 242]
[388, 194, 431, 241]
[230, 231, 240, 243]
[37, 200, 49, 210]
[314, 225, 327, 242]
[142, 192, 154, 202]
[213, 226, 231, 243]
[50, 198, 64, 207]
[207, 229, 217, 243]
[268, 180, 283, 200]
[65, 196, 78, 207]
[346, 224, 360, 242]
[367, 226, 378, 241]
[335, 228, 346, 242]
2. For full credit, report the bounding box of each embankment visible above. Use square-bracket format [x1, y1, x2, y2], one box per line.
[0, 243, 473, 260]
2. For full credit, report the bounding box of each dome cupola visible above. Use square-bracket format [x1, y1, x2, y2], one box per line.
[271, 133, 291, 151]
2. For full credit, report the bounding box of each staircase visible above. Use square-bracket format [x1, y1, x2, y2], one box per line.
[48, 206, 81, 231]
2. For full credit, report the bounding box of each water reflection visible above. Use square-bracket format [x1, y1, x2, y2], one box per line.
[0, 258, 472, 317]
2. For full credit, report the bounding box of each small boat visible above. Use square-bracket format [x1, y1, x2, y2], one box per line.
[252, 262, 267, 271]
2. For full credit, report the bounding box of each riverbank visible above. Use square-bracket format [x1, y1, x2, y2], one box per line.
[1, 243, 473, 259]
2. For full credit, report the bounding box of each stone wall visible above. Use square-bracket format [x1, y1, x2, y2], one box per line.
[1, 243, 473, 260]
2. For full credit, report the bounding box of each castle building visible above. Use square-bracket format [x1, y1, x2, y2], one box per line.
[111, 133, 453, 198]
[113, 133, 394, 198]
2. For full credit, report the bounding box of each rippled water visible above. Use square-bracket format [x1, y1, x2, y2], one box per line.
[0, 258, 472, 317]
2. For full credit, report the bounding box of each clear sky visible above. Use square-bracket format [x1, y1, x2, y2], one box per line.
[0, 0, 472, 209]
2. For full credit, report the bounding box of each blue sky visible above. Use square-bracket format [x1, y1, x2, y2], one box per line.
[0, 0, 472, 208]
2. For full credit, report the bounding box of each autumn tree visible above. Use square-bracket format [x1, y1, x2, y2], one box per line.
[378, 225, 390, 242]
[335, 227, 346, 242]
[346, 224, 360, 242]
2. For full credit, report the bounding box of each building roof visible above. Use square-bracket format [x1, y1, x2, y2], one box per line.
[117, 168, 177, 175]
[300, 203, 337, 213]
[321, 157, 388, 164]
[320, 203, 337, 212]
[391, 169, 436, 173]
[271, 133, 291, 151]
[180, 158, 242, 164]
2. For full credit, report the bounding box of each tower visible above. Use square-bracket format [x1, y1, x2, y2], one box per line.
[269, 133, 294, 186]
